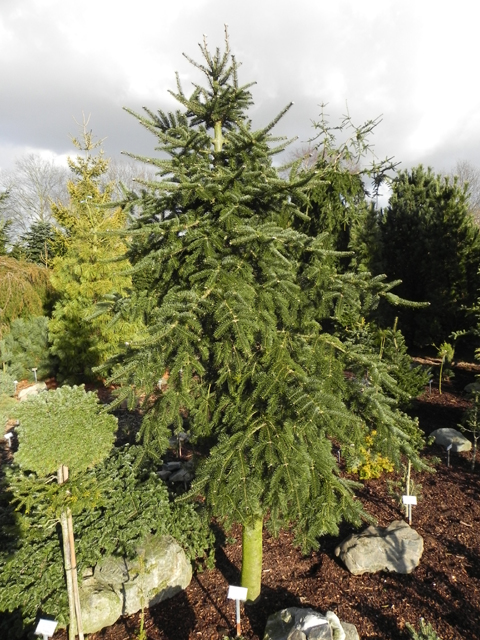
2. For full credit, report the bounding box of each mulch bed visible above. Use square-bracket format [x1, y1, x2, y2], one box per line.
[9, 361, 480, 640]
[72, 452, 480, 640]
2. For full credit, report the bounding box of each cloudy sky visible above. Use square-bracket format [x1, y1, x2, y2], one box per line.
[1, 0, 479, 178]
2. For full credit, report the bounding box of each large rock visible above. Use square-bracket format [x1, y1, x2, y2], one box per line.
[335, 520, 423, 576]
[264, 607, 359, 640]
[79, 534, 192, 634]
[430, 427, 471, 452]
[18, 382, 47, 401]
[78, 583, 123, 635]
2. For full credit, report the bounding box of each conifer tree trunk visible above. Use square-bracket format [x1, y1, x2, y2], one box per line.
[240, 517, 263, 602]
[213, 121, 223, 153]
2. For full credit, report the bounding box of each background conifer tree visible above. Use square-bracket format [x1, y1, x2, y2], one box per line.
[49, 122, 141, 382]
[17, 220, 58, 267]
[378, 166, 480, 346]
[0, 316, 52, 380]
[109, 32, 425, 601]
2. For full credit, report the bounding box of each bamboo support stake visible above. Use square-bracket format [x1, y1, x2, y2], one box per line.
[67, 510, 84, 640]
[58, 466, 77, 640]
[405, 460, 411, 520]
[58, 465, 84, 640]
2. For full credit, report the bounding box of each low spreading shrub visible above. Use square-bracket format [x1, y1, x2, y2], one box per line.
[0, 445, 213, 637]
[346, 430, 395, 480]
[0, 371, 16, 396]
[406, 618, 443, 640]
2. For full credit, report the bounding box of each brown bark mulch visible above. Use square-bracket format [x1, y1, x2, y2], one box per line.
[73, 451, 480, 640]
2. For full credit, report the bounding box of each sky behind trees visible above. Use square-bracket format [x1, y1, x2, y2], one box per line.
[1, 0, 479, 182]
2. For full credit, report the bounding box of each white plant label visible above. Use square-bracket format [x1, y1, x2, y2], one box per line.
[35, 619, 58, 636]
[227, 585, 248, 601]
[402, 495, 417, 505]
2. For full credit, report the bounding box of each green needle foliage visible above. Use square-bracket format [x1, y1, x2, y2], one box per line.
[14, 385, 117, 477]
[0, 315, 53, 381]
[108, 32, 425, 601]
[459, 390, 480, 470]
[0, 445, 213, 637]
[379, 166, 480, 346]
[0, 371, 16, 430]
[18, 220, 59, 267]
[406, 619, 443, 640]
[0, 218, 12, 256]
[0, 371, 16, 396]
[49, 123, 141, 383]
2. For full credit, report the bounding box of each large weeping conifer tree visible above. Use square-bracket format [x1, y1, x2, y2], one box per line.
[111, 32, 424, 601]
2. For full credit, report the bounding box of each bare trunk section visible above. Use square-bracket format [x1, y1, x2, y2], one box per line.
[214, 121, 224, 153]
[240, 517, 263, 603]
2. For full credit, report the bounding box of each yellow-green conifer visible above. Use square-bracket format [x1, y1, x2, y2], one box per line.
[49, 122, 140, 382]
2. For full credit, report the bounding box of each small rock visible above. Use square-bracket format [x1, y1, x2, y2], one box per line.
[430, 427, 472, 452]
[18, 382, 47, 401]
[264, 607, 357, 640]
[165, 461, 181, 470]
[465, 382, 480, 394]
[79, 584, 123, 635]
[288, 630, 307, 640]
[335, 520, 423, 576]
[79, 534, 192, 634]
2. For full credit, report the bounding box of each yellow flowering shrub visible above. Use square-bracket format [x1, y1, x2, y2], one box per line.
[350, 430, 394, 480]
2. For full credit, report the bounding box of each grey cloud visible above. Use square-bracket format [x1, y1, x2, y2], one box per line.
[2, 0, 480, 175]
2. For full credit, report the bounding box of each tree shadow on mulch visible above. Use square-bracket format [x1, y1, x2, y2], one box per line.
[213, 524, 305, 639]
[148, 591, 197, 640]
[213, 523, 241, 585]
[244, 585, 304, 639]
[353, 600, 412, 640]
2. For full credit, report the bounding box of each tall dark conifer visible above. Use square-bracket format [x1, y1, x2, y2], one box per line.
[380, 166, 480, 345]
[110, 32, 424, 601]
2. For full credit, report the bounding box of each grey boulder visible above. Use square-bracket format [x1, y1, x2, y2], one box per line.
[335, 520, 423, 576]
[79, 534, 192, 634]
[264, 607, 359, 640]
[430, 427, 471, 452]
[78, 583, 122, 635]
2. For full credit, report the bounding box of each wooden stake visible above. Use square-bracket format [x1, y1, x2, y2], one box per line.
[67, 510, 84, 640]
[58, 465, 84, 640]
[405, 460, 411, 519]
[235, 599, 241, 637]
[58, 466, 76, 640]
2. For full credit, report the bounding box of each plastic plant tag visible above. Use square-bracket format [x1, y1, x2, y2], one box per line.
[402, 495, 417, 505]
[227, 585, 248, 601]
[35, 619, 58, 636]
